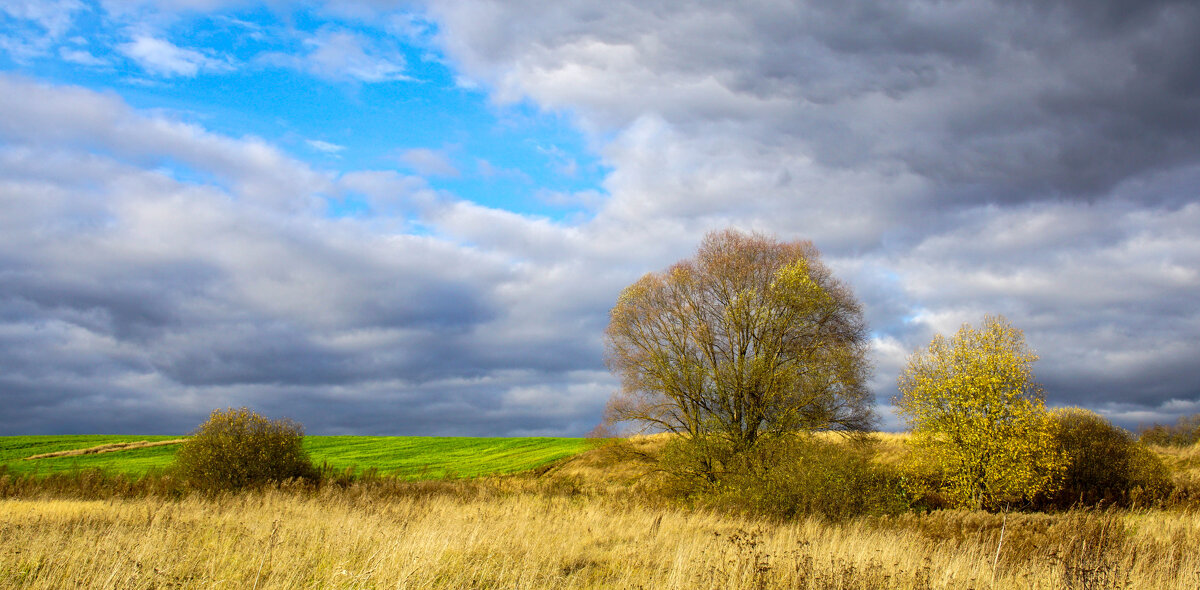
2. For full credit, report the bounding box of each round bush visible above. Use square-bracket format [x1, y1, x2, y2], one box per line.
[1047, 408, 1171, 508]
[174, 407, 316, 492]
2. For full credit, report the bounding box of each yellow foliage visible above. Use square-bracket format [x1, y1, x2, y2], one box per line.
[895, 316, 1064, 510]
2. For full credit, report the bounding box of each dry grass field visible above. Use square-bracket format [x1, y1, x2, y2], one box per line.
[3, 486, 1199, 589]
[2, 435, 1199, 589]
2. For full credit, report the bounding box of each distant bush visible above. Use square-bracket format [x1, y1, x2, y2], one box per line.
[1044, 408, 1171, 508]
[663, 435, 909, 521]
[1139, 413, 1200, 447]
[174, 407, 316, 492]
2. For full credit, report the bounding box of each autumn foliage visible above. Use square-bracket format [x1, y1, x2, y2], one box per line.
[604, 229, 873, 478]
[1047, 407, 1171, 508]
[895, 316, 1064, 510]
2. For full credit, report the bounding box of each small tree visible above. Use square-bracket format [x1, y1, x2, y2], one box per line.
[895, 315, 1063, 510]
[605, 229, 873, 478]
[174, 407, 316, 491]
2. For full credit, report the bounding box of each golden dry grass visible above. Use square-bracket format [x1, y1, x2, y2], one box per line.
[4, 435, 1198, 589]
[1147, 442, 1200, 474]
[1145, 442, 1200, 503]
[3, 482, 1199, 590]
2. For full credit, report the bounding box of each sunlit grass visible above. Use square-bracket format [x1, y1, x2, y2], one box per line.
[0, 435, 591, 479]
[2, 485, 1197, 589]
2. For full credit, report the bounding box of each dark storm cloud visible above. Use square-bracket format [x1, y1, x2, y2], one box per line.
[801, 0, 1200, 201]
[436, 0, 1200, 204]
[246, 371, 612, 437]
[826, 0, 1200, 201]
[1, 261, 213, 341]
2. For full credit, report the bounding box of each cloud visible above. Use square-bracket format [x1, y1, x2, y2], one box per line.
[0, 73, 618, 435]
[118, 35, 230, 77]
[335, 169, 440, 216]
[397, 147, 459, 177]
[277, 28, 410, 83]
[0, 74, 329, 209]
[423, 0, 1200, 428]
[475, 158, 531, 183]
[536, 188, 605, 211]
[432, 0, 1200, 206]
[1, 0, 84, 39]
[0, 0, 86, 61]
[59, 46, 109, 66]
[306, 139, 346, 154]
[3, 1, 1200, 435]
[536, 144, 578, 177]
[888, 197, 1200, 407]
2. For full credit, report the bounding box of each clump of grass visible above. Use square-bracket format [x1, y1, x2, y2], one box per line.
[1054, 511, 1130, 590]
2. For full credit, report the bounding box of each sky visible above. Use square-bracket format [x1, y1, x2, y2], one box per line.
[1, 0, 1197, 436]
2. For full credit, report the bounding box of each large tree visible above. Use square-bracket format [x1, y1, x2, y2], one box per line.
[604, 229, 873, 461]
[895, 316, 1064, 510]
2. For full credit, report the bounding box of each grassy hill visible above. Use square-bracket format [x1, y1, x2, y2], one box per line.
[0, 435, 591, 479]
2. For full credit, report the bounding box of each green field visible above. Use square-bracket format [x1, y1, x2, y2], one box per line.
[0, 435, 590, 479]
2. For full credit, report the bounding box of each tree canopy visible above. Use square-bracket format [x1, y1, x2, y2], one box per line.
[604, 229, 873, 459]
[895, 315, 1063, 510]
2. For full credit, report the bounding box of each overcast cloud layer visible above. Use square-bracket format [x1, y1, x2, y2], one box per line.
[2, 0, 1198, 434]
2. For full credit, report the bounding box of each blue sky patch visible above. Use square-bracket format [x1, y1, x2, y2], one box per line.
[0, 0, 607, 221]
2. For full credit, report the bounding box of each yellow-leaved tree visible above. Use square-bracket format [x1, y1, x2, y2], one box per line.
[895, 315, 1064, 510]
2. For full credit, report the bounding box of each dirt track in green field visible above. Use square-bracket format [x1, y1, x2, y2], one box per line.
[0, 435, 590, 479]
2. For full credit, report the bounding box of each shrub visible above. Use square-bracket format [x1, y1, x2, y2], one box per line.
[664, 435, 909, 521]
[1139, 413, 1200, 447]
[1045, 408, 1171, 508]
[174, 407, 316, 492]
